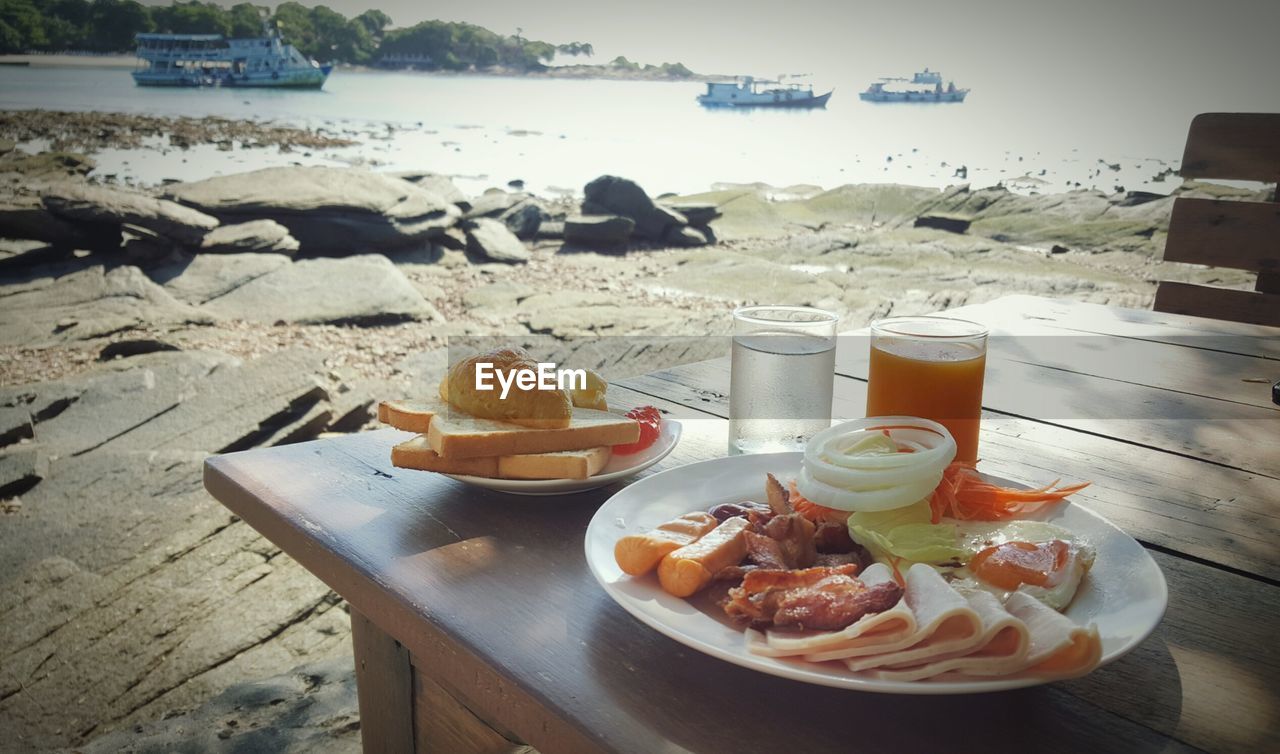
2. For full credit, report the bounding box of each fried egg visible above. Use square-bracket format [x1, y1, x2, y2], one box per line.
[948, 521, 1095, 611]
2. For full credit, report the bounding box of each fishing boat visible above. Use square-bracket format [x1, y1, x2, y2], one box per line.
[697, 76, 832, 109]
[132, 26, 331, 88]
[859, 69, 968, 103]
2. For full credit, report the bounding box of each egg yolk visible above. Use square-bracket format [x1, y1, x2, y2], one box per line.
[970, 540, 1070, 591]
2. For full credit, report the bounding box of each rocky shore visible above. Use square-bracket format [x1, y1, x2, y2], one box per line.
[0, 139, 1268, 751]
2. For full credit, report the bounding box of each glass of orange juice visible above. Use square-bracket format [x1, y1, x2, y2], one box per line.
[865, 316, 988, 464]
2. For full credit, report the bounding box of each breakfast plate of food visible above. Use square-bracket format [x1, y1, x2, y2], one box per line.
[379, 347, 680, 495]
[585, 417, 1167, 693]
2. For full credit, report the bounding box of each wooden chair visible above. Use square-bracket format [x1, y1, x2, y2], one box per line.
[1155, 113, 1280, 326]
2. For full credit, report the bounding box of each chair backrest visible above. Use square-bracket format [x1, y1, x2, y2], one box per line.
[1154, 113, 1280, 326]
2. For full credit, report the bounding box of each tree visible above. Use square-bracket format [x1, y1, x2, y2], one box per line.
[270, 1, 314, 53]
[87, 0, 150, 51]
[228, 2, 266, 38]
[152, 1, 231, 36]
[352, 8, 389, 38]
[0, 0, 48, 49]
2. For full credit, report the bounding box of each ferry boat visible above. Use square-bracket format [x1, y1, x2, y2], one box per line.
[132, 28, 332, 88]
[697, 76, 832, 109]
[859, 69, 968, 103]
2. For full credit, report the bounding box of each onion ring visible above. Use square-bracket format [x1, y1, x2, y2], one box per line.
[797, 417, 957, 512]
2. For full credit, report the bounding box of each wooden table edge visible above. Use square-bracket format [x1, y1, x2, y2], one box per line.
[203, 454, 611, 754]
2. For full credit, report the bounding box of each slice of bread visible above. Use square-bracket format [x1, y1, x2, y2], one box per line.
[427, 407, 639, 459]
[391, 436, 611, 480]
[378, 400, 439, 433]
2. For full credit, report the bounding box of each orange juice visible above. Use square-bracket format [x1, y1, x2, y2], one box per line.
[866, 337, 986, 464]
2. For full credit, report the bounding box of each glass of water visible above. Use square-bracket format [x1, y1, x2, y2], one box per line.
[729, 305, 838, 455]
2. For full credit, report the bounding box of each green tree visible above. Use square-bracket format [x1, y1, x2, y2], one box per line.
[271, 1, 314, 54]
[0, 0, 48, 49]
[0, 19, 23, 52]
[352, 8, 389, 38]
[228, 2, 266, 37]
[87, 0, 150, 51]
[152, 1, 231, 35]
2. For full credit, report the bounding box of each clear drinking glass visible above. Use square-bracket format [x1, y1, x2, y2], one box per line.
[865, 316, 988, 465]
[729, 305, 838, 455]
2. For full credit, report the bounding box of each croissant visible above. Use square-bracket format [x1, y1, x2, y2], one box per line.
[439, 347, 573, 429]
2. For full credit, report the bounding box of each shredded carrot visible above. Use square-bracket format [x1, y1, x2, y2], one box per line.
[789, 480, 846, 524]
[928, 462, 1090, 524]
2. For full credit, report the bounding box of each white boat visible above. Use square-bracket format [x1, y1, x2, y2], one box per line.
[860, 70, 968, 103]
[132, 28, 331, 88]
[697, 76, 832, 109]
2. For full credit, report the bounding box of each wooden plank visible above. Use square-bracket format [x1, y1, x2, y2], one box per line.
[1164, 197, 1280, 272]
[204, 427, 1277, 754]
[1180, 113, 1280, 182]
[620, 365, 1280, 582]
[413, 668, 534, 754]
[352, 608, 416, 754]
[1154, 281, 1280, 328]
[912, 294, 1280, 361]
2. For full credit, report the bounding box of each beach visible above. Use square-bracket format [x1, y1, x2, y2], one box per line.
[0, 85, 1271, 750]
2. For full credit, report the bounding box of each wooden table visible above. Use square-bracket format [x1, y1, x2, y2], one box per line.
[204, 295, 1280, 754]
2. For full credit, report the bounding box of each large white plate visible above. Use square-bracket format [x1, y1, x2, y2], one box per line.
[442, 419, 682, 496]
[584, 451, 1168, 694]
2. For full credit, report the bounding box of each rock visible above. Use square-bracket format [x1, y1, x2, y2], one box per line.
[0, 150, 95, 180]
[98, 339, 181, 361]
[499, 200, 544, 240]
[663, 224, 710, 247]
[0, 198, 119, 249]
[462, 280, 533, 313]
[583, 175, 687, 241]
[464, 217, 530, 264]
[391, 171, 469, 208]
[76, 657, 359, 754]
[199, 219, 300, 256]
[151, 252, 291, 305]
[164, 166, 460, 255]
[200, 255, 440, 325]
[436, 226, 468, 250]
[0, 264, 211, 347]
[639, 250, 842, 306]
[463, 191, 527, 219]
[661, 201, 721, 225]
[0, 445, 47, 498]
[914, 213, 972, 234]
[0, 405, 34, 447]
[43, 182, 219, 245]
[563, 214, 635, 247]
[0, 138, 14, 155]
[536, 221, 565, 239]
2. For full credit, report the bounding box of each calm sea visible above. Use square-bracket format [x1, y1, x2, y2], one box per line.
[0, 64, 1255, 197]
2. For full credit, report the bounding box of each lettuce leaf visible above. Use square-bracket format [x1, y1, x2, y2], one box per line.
[847, 498, 969, 565]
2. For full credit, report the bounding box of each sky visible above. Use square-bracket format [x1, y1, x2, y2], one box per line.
[302, 0, 1280, 104]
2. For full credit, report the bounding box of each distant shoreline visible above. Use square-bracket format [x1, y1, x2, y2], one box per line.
[0, 53, 730, 83]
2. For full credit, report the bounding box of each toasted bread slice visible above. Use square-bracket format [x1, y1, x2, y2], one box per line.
[499, 445, 611, 480]
[391, 436, 611, 480]
[427, 407, 639, 459]
[378, 400, 439, 433]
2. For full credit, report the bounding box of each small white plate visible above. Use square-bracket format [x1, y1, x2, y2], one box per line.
[442, 419, 682, 496]
[585, 451, 1168, 694]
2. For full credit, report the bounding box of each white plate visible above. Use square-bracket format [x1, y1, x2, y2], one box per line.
[442, 419, 682, 496]
[584, 451, 1168, 694]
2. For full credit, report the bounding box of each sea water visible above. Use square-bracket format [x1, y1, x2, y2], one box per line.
[728, 332, 835, 455]
[0, 64, 1252, 197]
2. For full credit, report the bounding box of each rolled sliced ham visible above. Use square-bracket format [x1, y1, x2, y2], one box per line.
[837, 563, 985, 670]
[868, 588, 1030, 682]
[971, 590, 1101, 680]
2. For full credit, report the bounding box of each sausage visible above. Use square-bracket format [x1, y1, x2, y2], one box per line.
[657, 517, 750, 597]
[614, 512, 719, 576]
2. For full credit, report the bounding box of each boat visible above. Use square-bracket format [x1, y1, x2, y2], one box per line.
[697, 76, 832, 109]
[131, 26, 331, 88]
[859, 69, 968, 103]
